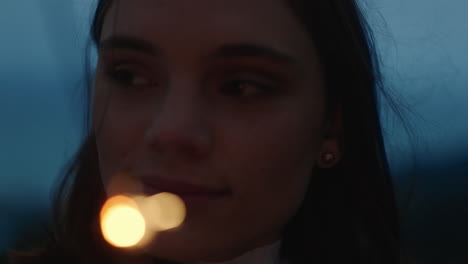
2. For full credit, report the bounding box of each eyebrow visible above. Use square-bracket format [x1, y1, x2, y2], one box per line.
[99, 35, 160, 56]
[211, 43, 298, 66]
[99, 35, 298, 66]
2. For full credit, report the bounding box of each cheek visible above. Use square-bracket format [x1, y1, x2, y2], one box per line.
[237, 136, 317, 214]
[92, 88, 148, 189]
[221, 110, 322, 227]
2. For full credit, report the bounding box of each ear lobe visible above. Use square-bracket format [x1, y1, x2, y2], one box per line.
[324, 106, 342, 139]
[317, 108, 343, 168]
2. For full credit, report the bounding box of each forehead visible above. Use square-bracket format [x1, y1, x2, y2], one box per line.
[100, 0, 317, 62]
[103, 0, 294, 30]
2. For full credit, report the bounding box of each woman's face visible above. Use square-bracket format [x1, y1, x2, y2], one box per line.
[93, 0, 335, 262]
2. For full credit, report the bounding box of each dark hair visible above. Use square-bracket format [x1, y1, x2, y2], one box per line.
[10, 0, 414, 263]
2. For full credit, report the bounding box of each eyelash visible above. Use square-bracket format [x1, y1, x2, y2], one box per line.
[105, 64, 279, 99]
[221, 79, 278, 99]
[106, 64, 155, 88]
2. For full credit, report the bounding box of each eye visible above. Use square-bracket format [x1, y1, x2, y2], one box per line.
[221, 80, 277, 99]
[106, 64, 154, 88]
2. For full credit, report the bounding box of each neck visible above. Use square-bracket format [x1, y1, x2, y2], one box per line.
[194, 240, 282, 264]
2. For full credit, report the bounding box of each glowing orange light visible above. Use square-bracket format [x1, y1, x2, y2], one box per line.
[100, 195, 146, 248]
[140, 192, 187, 231]
[100, 192, 187, 249]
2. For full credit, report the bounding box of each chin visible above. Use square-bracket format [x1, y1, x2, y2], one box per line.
[142, 229, 243, 263]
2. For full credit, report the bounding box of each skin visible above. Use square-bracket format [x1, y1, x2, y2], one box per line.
[92, 0, 342, 262]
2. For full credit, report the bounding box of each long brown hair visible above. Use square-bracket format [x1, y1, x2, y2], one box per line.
[10, 0, 414, 263]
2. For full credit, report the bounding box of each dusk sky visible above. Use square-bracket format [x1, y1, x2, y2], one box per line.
[1, 0, 467, 262]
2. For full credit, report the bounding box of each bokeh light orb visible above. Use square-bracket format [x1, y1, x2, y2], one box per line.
[100, 192, 187, 249]
[141, 192, 187, 231]
[100, 195, 146, 248]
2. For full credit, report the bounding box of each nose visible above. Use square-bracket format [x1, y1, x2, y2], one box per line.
[143, 86, 213, 160]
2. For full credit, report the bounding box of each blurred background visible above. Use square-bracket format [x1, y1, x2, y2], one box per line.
[0, 0, 467, 263]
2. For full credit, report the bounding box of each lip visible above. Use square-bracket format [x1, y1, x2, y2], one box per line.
[137, 173, 229, 203]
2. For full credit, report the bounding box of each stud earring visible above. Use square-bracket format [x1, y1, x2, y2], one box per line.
[321, 152, 336, 164]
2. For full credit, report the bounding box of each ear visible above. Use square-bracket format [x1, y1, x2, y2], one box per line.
[316, 108, 343, 168]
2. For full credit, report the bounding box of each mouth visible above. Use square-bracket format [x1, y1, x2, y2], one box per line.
[139, 176, 230, 206]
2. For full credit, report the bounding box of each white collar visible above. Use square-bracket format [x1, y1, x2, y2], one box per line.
[194, 240, 283, 264]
